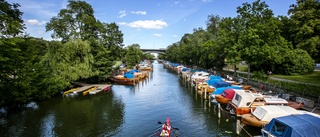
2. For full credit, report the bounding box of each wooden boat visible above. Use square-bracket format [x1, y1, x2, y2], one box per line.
[197, 82, 215, 94]
[227, 92, 264, 116]
[241, 106, 304, 128]
[261, 114, 320, 137]
[108, 77, 135, 85]
[227, 92, 292, 116]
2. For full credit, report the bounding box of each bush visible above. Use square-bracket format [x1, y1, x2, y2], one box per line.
[276, 49, 314, 75]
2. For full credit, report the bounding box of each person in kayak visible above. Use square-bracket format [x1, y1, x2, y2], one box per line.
[162, 122, 171, 131]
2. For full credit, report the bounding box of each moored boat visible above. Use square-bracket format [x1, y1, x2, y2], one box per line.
[261, 114, 320, 137]
[241, 106, 304, 128]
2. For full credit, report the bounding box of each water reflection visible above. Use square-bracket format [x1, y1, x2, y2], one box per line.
[0, 62, 262, 137]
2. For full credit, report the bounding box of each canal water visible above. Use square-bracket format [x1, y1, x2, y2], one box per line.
[0, 61, 260, 137]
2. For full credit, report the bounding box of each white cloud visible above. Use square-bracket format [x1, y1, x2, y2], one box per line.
[118, 10, 127, 18]
[174, 1, 180, 4]
[172, 35, 178, 37]
[118, 20, 168, 29]
[25, 19, 46, 26]
[131, 11, 147, 15]
[154, 34, 162, 37]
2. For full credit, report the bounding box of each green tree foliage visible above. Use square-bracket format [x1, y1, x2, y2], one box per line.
[276, 49, 314, 75]
[0, 38, 62, 105]
[42, 39, 94, 83]
[288, 0, 320, 62]
[0, 0, 25, 38]
[124, 44, 143, 68]
[236, 0, 292, 73]
[88, 40, 114, 82]
[102, 22, 124, 60]
[45, 0, 100, 42]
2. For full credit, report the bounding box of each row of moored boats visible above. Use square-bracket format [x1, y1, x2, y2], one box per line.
[163, 61, 320, 137]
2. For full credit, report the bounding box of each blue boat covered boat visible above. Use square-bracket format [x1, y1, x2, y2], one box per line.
[212, 86, 242, 95]
[211, 81, 232, 88]
[261, 114, 320, 137]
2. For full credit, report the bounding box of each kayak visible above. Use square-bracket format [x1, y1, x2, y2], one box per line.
[160, 118, 171, 137]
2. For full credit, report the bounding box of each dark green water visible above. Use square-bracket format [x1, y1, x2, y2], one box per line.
[0, 61, 260, 137]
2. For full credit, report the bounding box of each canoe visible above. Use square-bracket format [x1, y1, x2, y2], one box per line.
[160, 118, 171, 137]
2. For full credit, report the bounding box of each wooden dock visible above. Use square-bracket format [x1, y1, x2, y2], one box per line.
[64, 84, 112, 95]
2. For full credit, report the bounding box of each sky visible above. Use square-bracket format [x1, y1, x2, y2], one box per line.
[7, 0, 296, 49]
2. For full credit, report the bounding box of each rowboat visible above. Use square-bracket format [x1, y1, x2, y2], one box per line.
[160, 118, 171, 137]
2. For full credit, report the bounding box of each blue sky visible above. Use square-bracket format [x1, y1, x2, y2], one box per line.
[7, 0, 296, 49]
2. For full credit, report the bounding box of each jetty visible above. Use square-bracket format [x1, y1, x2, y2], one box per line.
[64, 84, 112, 95]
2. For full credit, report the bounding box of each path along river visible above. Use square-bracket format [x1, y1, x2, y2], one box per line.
[0, 61, 260, 137]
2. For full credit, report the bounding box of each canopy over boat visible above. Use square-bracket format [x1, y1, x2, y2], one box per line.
[253, 106, 302, 122]
[263, 114, 320, 137]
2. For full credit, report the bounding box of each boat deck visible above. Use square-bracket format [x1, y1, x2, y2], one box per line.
[89, 84, 112, 94]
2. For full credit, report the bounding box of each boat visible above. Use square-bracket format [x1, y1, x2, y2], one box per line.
[160, 118, 171, 137]
[216, 89, 243, 104]
[241, 106, 304, 128]
[227, 92, 264, 116]
[261, 114, 320, 137]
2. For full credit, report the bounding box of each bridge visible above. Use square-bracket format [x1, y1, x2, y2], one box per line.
[141, 48, 166, 54]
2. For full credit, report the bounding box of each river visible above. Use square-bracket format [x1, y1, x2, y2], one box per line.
[0, 61, 260, 137]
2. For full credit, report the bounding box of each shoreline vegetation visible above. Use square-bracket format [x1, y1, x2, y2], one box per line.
[1, 0, 320, 107]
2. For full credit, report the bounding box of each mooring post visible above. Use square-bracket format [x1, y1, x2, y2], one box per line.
[218, 103, 221, 118]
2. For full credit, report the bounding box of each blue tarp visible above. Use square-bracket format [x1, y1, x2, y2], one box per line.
[211, 81, 232, 88]
[128, 69, 140, 73]
[212, 86, 242, 95]
[206, 79, 224, 85]
[124, 73, 134, 78]
[182, 68, 189, 71]
[265, 114, 320, 137]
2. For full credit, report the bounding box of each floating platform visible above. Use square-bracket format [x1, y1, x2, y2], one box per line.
[63, 84, 112, 95]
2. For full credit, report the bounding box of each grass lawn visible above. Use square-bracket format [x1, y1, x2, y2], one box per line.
[273, 71, 320, 85]
[112, 61, 123, 68]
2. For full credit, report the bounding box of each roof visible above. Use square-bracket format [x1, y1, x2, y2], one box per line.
[231, 92, 263, 107]
[253, 106, 302, 121]
[265, 114, 320, 137]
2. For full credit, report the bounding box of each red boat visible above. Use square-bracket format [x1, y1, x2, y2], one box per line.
[160, 118, 171, 137]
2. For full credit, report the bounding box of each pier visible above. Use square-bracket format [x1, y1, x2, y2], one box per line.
[64, 84, 112, 95]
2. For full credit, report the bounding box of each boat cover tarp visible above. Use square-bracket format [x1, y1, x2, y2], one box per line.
[211, 81, 232, 88]
[206, 79, 223, 85]
[265, 114, 320, 137]
[223, 89, 235, 99]
[124, 73, 134, 78]
[182, 68, 189, 71]
[212, 86, 242, 95]
[128, 69, 140, 73]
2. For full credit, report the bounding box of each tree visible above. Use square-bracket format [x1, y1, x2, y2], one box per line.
[124, 44, 143, 68]
[0, 0, 25, 38]
[288, 0, 320, 62]
[236, 0, 291, 73]
[45, 0, 100, 42]
[42, 39, 94, 84]
[102, 22, 124, 60]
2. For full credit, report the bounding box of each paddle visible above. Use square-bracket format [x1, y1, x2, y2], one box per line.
[158, 121, 179, 130]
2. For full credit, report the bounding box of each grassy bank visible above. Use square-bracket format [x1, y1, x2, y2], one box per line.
[273, 71, 320, 85]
